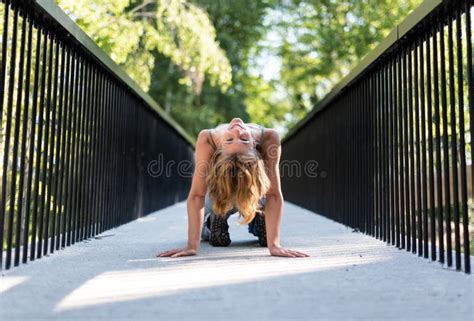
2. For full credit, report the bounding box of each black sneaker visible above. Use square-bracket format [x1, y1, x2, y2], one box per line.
[209, 213, 231, 247]
[255, 212, 267, 247]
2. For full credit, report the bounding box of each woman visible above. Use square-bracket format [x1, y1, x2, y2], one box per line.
[157, 118, 309, 258]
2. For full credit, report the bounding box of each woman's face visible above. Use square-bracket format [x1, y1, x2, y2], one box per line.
[221, 118, 256, 155]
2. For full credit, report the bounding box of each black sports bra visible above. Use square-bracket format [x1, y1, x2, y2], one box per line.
[207, 125, 264, 151]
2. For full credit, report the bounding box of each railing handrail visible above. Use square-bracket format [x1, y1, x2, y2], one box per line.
[34, 0, 196, 146]
[282, 0, 443, 144]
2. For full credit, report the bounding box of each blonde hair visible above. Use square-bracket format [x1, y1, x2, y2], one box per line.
[206, 149, 271, 224]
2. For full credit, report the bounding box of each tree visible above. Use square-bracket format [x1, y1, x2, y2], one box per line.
[57, 0, 232, 93]
[273, 0, 423, 128]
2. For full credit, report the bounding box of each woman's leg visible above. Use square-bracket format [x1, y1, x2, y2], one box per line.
[201, 191, 238, 246]
[201, 193, 213, 241]
[248, 196, 267, 246]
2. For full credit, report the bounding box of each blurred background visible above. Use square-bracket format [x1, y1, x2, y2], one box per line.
[57, 0, 423, 137]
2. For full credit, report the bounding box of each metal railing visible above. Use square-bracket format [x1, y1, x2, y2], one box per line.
[281, 0, 473, 273]
[0, 0, 195, 270]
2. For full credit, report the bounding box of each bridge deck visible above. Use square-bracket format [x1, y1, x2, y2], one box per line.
[1, 201, 472, 321]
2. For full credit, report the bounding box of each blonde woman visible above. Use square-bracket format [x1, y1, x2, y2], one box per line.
[157, 118, 309, 258]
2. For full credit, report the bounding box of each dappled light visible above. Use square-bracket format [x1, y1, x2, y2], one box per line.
[55, 251, 390, 311]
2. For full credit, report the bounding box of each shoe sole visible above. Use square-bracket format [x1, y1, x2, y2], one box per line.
[209, 214, 231, 247]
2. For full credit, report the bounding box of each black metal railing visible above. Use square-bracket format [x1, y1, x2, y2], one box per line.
[0, 0, 195, 270]
[281, 0, 472, 273]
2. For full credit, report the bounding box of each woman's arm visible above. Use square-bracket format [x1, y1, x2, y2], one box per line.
[157, 130, 213, 257]
[262, 129, 309, 258]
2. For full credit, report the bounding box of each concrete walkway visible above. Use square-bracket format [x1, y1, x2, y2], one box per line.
[0, 201, 472, 321]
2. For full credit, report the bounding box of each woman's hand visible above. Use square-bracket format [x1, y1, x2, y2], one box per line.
[156, 247, 197, 258]
[269, 245, 309, 258]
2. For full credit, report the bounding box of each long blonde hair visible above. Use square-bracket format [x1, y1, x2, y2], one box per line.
[206, 149, 271, 224]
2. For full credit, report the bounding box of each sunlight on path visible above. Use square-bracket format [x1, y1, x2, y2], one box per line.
[1, 201, 472, 321]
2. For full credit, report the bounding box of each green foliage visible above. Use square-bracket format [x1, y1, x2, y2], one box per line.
[148, 0, 275, 135]
[57, 0, 232, 93]
[56, 0, 427, 137]
[273, 0, 424, 129]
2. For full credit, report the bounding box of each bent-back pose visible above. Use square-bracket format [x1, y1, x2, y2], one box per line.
[157, 118, 309, 258]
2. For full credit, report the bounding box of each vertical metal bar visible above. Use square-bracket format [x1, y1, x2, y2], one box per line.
[0, 0, 10, 122]
[81, 59, 91, 240]
[102, 77, 110, 231]
[8, 3, 26, 269]
[383, 63, 388, 243]
[352, 86, 356, 229]
[130, 98, 136, 222]
[47, 34, 60, 254]
[100, 76, 110, 233]
[97, 73, 106, 234]
[71, 54, 83, 244]
[102, 74, 110, 233]
[392, 54, 400, 248]
[464, 0, 472, 274]
[344, 92, 348, 227]
[359, 82, 362, 231]
[76, 58, 84, 241]
[374, 70, 378, 238]
[378, 66, 383, 240]
[432, 15, 442, 262]
[362, 78, 366, 233]
[65, 49, 77, 247]
[0, 1, 18, 270]
[85, 62, 93, 237]
[116, 84, 124, 227]
[118, 86, 125, 226]
[34, 26, 48, 259]
[83, 60, 93, 240]
[20, 7, 33, 264]
[121, 89, 128, 224]
[0, 0, 11, 268]
[372, 74, 376, 237]
[375, 69, 381, 239]
[25, 21, 42, 262]
[447, 9, 458, 269]
[75, 56, 86, 242]
[364, 77, 369, 234]
[371, 73, 376, 236]
[90, 65, 99, 237]
[398, 47, 406, 249]
[39, 26, 54, 256]
[53, 41, 66, 252]
[356, 83, 360, 230]
[455, 3, 467, 271]
[110, 81, 117, 228]
[369, 79, 373, 234]
[84, 62, 93, 236]
[365, 76, 370, 235]
[90, 66, 100, 237]
[379, 66, 384, 240]
[415, 34, 423, 257]
[126, 93, 133, 223]
[415, 30, 431, 257]
[110, 82, 118, 229]
[69, 54, 80, 243]
[408, 42, 417, 253]
[389, 56, 395, 245]
[441, 11, 453, 267]
[386, 62, 391, 243]
[60, 45, 72, 249]
[403, 45, 412, 252]
[111, 80, 117, 227]
[423, 24, 436, 260]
